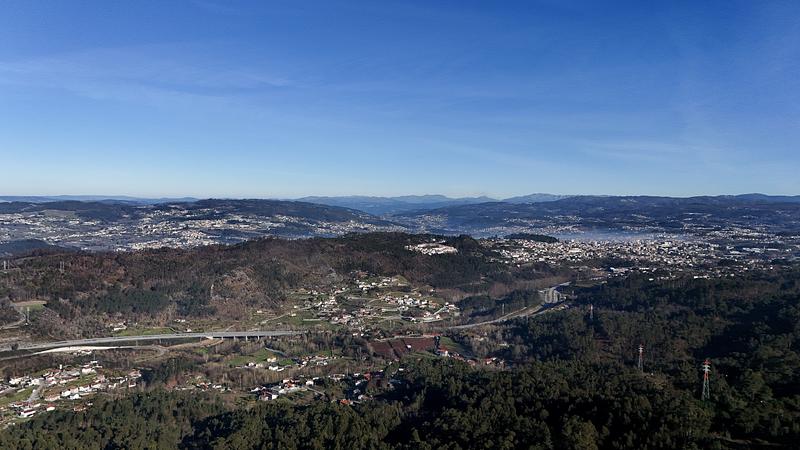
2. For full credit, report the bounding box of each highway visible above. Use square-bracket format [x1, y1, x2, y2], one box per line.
[3, 283, 571, 350]
[448, 282, 571, 330]
[448, 303, 547, 329]
[1, 330, 301, 352]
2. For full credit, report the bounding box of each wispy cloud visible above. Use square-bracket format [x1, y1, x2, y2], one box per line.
[570, 136, 758, 181]
[0, 44, 292, 106]
[414, 136, 561, 172]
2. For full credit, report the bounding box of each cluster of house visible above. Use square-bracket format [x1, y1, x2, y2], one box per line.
[251, 377, 317, 401]
[297, 288, 359, 327]
[328, 312, 361, 327]
[381, 293, 431, 310]
[432, 344, 507, 368]
[127, 211, 405, 251]
[241, 356, 281, 371]
[354, 276, 407, 293]
[2, 204, 412, 252]
[495, 238, 711, 266]
[300, 354, 335, 367]
[108, 321, 127, 332]
[280, 273, 464, 332]
[240, 354, 338, 373]
[491, 234, 800, 276]
[307, 284, 379, 328]
[253, 370, 386, 404]
[480, 356, 507, 368]
[490, 237, 779, 275]
[405, 242, 458, 255]
[182, 381, 230, 392]
[1, 362, 141, 422]
[412, 303, 460, 323]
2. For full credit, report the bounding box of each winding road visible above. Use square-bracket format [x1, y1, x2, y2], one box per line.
[448, 303, 549, 329]
[448, 282, 571, 330]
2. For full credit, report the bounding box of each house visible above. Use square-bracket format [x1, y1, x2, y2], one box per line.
[259, 392, 279, 401]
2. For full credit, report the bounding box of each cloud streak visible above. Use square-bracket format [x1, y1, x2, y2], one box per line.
[0, 44, 293, 106]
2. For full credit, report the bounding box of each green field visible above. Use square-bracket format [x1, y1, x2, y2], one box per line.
[113, 327, 174, 336]
[225, 348, 279, 367]
[0, 387, 33, 407]
[438, 336, 468, 355]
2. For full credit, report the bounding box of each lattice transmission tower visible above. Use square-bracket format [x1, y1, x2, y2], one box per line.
[701, 359, 711, 401]
[637, 344, 644, 372]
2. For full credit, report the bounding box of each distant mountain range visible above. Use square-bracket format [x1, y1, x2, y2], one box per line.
[296, 192, 800, 217]
[392, 194, 800, 236]
[1, 194, 799, 252]
[0, 193, 569, 214]
[0, 198, 404, 252]
[501, 193, 573, 204]
[0, 198, 389, 225]
[0, 195, 198, 204]
[297, 195, 498, 215]
[298, 193, 576, 214]
[6, 192, 797, 213]
[717, 193, 800, 203]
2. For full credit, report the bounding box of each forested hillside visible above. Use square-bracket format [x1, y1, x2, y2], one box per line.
[2, 267, 798, 449]
[0, 359, 718, 450]
[486, 269, 800, 446]
[0, 233, 560, 337]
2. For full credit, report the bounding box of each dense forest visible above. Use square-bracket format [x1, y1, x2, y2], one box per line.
[484, 268, 800, 446]
[1, 266, 798, 449]
[0, 359, 718, 450]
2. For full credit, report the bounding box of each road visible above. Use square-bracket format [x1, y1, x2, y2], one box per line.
[0, 306, 27, 331]
[540, 282, 571, 304]
[3, 283, 570, 349]
[448, 304, 547, 329]
[448, 282, 571, 330]
[0, 301, 47, 330]
[0, 312, 25, 331]
[27, 380, 45, 403]
[259, 305, 313, 324]
[1, 330, 301, 352]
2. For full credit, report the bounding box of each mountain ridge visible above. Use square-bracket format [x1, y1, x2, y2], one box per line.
[391, 194, 800, 236]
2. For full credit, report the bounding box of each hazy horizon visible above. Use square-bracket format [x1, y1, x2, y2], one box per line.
[1, 191, 798, 202]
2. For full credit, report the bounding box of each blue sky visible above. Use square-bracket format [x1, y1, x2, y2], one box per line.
[1, 0, 798, 198]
